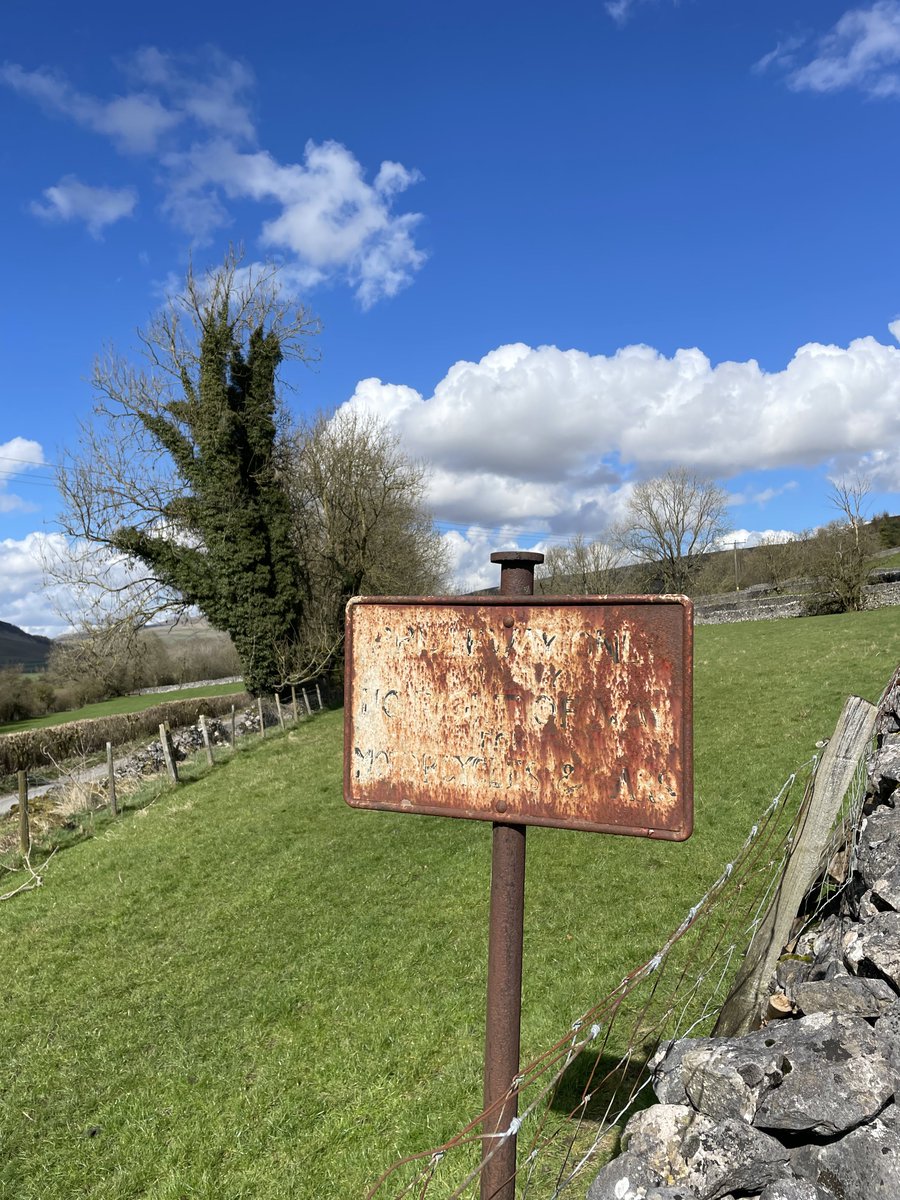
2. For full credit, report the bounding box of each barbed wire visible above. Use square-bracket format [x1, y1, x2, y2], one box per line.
[366, 747, 868, 1200]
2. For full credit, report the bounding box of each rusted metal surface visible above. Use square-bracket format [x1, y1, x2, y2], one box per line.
[481, 552, 535, 1200]
[345, 593, 693, 839]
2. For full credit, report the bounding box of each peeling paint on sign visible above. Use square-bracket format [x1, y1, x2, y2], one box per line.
[344, 595, 692, 839]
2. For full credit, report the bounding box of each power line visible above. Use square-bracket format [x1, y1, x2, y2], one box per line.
[0, 453, 52, 469]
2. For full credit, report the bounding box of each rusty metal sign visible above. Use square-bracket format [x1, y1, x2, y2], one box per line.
[344, 594, 693, 839]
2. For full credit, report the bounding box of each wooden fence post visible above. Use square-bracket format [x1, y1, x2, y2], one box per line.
[315, 683, 324, 711]
[302, 688, 313, 717]
[199, 715, 214, 766]
[257, 696, 265, 737]
[275, 693, 286, 731]
[106, 741, 118, 816]
[159, 723, 179, 784]
[715, 694, 877, 1036]
[17, 771, 29, 857]
[291, 685, 299, 724]
[231, 704, 236, 746]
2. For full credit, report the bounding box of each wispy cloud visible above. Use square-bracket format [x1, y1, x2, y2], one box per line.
[31, 176, 137, 237]
[604, 0, 677, 28]
[0, 48, 426, 306]
[0, 61, 180, 153]
[753, 37, 807, 76]
[727, 481, 799, 508]
[758, 1, 900, 98]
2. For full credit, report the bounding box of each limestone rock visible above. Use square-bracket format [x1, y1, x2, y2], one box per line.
[871, 863, 900, 912]
[623, 1105, 696, 1180]
[857, 809, 900, 888]
[846, 910, 900, 986]
[870, 743, 900, 803]
[585, 1149, 664, 1200]
[651, 1039, 715, 1107]
[812, 1104, 900, 1198]
[752, 1012, 893, 1136]
[623, 1105, 789, 1200]
[874, 999, 900, 1092]
[680, 1040, 785, 1124]
[793, 974, 896, 1018]
[758, 1181, 830, 1200]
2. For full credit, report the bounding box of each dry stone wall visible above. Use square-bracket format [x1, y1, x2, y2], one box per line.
[587, 666, 900, 1200]
[695, 578, 900, 626]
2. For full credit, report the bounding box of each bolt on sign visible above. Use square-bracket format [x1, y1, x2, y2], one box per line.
[345, 594, 692, 839]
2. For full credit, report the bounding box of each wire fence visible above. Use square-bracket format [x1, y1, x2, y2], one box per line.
[367, 741, 869, 1200]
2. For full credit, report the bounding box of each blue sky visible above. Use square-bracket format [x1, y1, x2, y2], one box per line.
[2, 0, 900, 632]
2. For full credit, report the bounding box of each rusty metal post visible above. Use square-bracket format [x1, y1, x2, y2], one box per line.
[482, 550, 543, 1200]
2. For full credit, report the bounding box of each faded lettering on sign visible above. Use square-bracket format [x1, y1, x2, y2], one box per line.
[344, 598, 692, 838]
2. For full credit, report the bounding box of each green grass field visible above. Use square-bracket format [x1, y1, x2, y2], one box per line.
[0, 608, 898, 1200]
[872, 548, 900, 571]
[0, 681, 247, 736]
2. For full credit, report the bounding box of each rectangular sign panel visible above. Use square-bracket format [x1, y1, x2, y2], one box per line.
[344, 595, 692, 839]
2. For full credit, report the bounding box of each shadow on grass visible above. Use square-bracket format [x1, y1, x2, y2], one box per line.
[547, 1044, 659, 1124]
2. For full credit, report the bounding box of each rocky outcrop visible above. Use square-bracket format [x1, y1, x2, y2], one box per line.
[587, 666, 900, 1200]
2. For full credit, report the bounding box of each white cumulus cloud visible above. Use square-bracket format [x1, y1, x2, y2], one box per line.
[340, 325, 900, 536]
[0, 532, 70, 636]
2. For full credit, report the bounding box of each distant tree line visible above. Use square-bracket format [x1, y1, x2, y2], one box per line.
[0, 632, 243, 725]
[537, 470, 897, 614]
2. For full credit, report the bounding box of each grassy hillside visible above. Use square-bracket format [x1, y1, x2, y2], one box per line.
[0, 608, 898, 1200]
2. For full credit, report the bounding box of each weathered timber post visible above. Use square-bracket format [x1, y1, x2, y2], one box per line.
[315, 683, 324, 711]
[199, 715, 214, 766]
[275, 693, 286, 731]
[302, 688, 313, 717]
[106, 742, 118, 816]
[230, 704, 236, 746]
[715, 693, 877, 1036]
[481, 550, 543, 1200]
[159, 723, 179, 783]
[257, 696, 265, 738]
[17, 771, 29, 857]
[291, 685, 299, 724]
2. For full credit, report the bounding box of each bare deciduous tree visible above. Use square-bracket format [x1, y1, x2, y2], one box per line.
[754, 534, 805, 594]
[282, 408, 449, 682]
[804, 477, 877, 612]
[616, 468, 731, 593]
[536, 534, 623, 595]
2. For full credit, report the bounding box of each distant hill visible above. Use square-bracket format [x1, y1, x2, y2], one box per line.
[0, 621, 53, 671]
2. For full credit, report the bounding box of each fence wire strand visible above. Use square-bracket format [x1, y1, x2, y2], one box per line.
[366, 747, 869, 1200]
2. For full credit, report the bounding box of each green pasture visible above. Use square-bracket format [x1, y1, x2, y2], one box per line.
[872, 548, 900, 571]
[0, 681, 246, 736]
[0, 608, 898, 1200]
